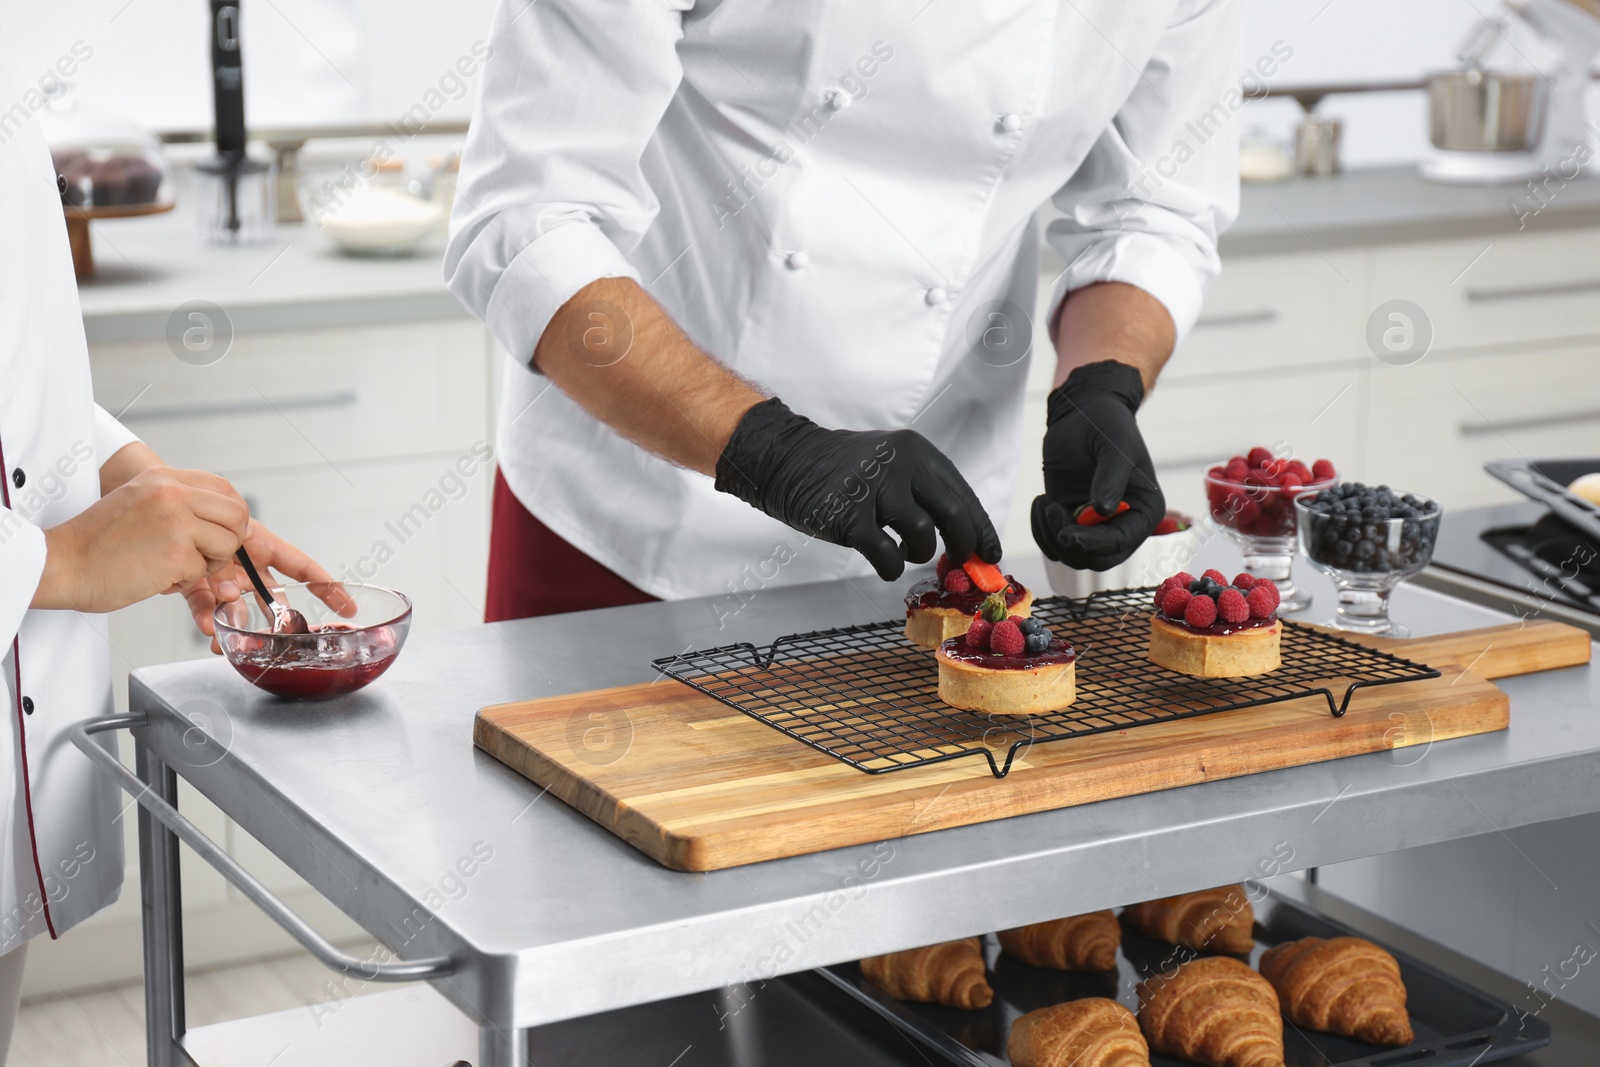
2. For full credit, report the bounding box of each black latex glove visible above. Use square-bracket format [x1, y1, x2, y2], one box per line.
[716, 397, 1001, 581]
[1031, 360, 1165, 571]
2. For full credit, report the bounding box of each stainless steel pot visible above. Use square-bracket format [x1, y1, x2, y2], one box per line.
[1428, 68, 1550, 152]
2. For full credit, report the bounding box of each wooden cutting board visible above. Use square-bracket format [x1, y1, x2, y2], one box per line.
[475, 620, 1590, 872]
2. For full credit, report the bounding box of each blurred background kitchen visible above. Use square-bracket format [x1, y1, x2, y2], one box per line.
[9, 0, 1600, 1060]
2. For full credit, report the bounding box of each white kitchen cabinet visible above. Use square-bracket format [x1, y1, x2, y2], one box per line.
[90, 320, 487, 475]
[1371, 230, 1600, 353]
[1367, 342, 1600, 509]
[1164, 250, 1370, 380]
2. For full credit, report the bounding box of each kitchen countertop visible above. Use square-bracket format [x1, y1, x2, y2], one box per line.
[127, 551, 1600, 1033]
[1222, 165, 1600, 257]
[78, 165, 1600, 343]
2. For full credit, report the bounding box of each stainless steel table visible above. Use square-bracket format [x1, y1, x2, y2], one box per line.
[85, 557, 1600, 1066]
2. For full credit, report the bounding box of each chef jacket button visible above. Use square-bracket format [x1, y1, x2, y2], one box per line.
[21, 697, 32, 716]
[925, 287, 948, 306]
[785, 251, 810, 270]
[998, 114, 1024, 133]
[824, 89, 851, 112]
[10, 468, 23, 489]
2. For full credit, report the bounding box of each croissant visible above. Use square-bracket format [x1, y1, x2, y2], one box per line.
[1137, 956, 1284, 1067]
[1259, 936, 1412, 1046]
[1009, 998, 1150, 1067]
[999, 910, 1120, 971]
[860, 937, 993, 1009]
[1123, 885, 1255, 954]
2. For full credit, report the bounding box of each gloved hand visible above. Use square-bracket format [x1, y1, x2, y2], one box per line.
[716, 397, 1001, 581]
[1031, 360, 1165, 571]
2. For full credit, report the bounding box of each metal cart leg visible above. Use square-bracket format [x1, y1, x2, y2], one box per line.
[478, 1024, 529, 1067]
[136, 741, 187, 1067]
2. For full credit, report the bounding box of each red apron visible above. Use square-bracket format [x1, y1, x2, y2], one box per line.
[485, 470, 658, 622]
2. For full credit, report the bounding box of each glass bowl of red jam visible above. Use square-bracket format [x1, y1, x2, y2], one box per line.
[214, 583, 411, 700]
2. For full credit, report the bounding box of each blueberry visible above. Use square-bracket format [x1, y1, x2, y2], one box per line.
[1017, 617, 1044, 635]
[1023, 631, 1050, 654]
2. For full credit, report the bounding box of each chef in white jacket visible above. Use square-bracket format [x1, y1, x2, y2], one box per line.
[0, 48, 342, 1057]
[449, 2, 1241, 621]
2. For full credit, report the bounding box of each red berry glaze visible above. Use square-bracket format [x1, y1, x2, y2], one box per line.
[1217, 587, 1250, 624]
[989, 618, 1025, 657]
[1184, 594, 1218, 628]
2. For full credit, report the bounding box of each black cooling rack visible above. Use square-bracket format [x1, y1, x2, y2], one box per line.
[650, 588, 1441, 778]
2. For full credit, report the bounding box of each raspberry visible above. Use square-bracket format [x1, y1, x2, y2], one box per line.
[1312, 458, 1336, 481]
[1153, 516, 1179, 535]
[935, 553, 953, 580]
[943, 568, 972, 593]
[1154, 575, 1185, 608]
[1246, 584, 1279, 619]
[1247, 447, 1275, 469]
[1287, 459, 1312, 481]
[1184, 594, 1218, 628]
[989, 618, 1025, 656]
[1172, 571, 1195, 589]
[1224, 458, 1250, 482]
[1217, 587, 1250, 624]
[1162, 587, 1194, 618]
[1202, 569, 1229, 586]
[1232, 573, 1257, 590]
[965, 616, 993, 649]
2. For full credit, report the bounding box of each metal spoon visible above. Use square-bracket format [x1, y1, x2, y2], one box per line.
[234, 548, 309, 634]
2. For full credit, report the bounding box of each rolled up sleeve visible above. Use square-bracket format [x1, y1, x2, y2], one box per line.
[1045, 0, 1241, 344]
[93, 403, 140, 466]
[0, 507, 44, 648]
[444, 0, 691, 368]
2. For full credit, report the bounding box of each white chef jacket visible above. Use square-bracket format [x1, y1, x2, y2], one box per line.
[447, 0, 1240, 602]
[0, 48, 134, 949]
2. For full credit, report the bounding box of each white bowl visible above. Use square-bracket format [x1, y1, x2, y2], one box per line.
[1045, 519, 1206, 599]
[317, 188, 442, 256]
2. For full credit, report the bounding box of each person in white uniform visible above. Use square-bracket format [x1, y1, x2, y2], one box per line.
[447, 3, 1240, 620]
[0, 49, 343, 1061]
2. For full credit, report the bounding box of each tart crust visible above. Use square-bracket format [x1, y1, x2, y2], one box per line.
[936, 644, 1075, 717]
[905, 587, 1034, 650]
[1147, 615, 1281, 678]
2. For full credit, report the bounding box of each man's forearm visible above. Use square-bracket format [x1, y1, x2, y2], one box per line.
[1051, 281, 1175, 394]
[533, 277, 766, 477]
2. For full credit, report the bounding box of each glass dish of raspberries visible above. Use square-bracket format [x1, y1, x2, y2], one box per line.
[1295, 483, 1442, 638]
[1204, 447, 1338, 612]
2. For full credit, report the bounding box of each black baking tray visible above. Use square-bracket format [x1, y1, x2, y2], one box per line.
[817, 889, 1551, 1067]
[1486, 458, 1600, 545]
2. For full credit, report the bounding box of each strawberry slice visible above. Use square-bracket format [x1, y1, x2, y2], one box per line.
[1074, 501, 1130, 526]
[961, 555, 1008, 594]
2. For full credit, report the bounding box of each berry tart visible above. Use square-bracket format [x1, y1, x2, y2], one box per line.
[935, 593, 1076, 716]
[1148, 569, 1281, 678]
[904, 553, 1033, 650]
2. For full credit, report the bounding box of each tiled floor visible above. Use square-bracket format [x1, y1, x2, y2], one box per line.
[11, 947, 383, 1067]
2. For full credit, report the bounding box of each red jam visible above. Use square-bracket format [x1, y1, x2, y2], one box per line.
[905, 575, 1028, 617]
[1155, 612, 1278, 638]
[938, 636, 1076, 671]
[229, 623, 401, 699]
